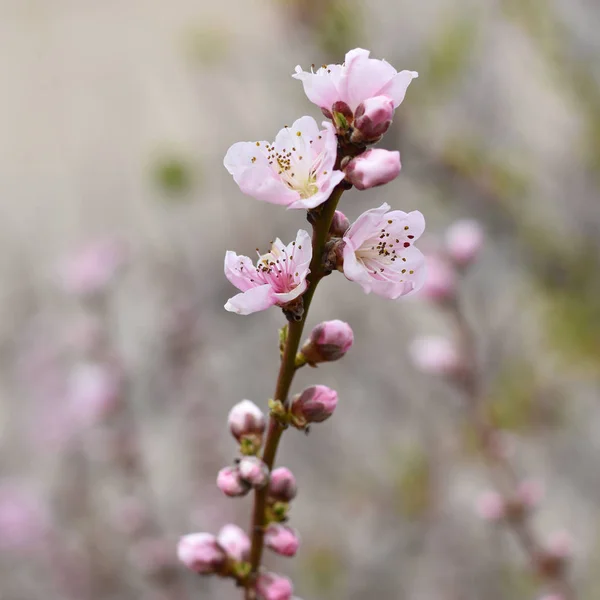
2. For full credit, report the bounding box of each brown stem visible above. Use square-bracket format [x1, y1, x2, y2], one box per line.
[244, 184, 345, 597]
[448, 299, 575, 599]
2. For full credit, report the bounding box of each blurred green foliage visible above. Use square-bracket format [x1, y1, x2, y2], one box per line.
[499, 565, 539, 598]
[183, 24, 231, 66]
[392, 445, 431, 518]
[151, 153, 197, 198]
[301, 545, 343, 595]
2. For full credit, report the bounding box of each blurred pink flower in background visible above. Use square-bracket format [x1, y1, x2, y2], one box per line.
[546, 530, 574, 558]
[409, 336, 463, 376]
[0, 483, 49, 552]
[475, 490, 505, 521]
[420, 252, 456, 302]
[66, 362, 122, 428]
[445, 219, 484, 267]
[517, 479, 545, 509]
[58, 237, 128, 296]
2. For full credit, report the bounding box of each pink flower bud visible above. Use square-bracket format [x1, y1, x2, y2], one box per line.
[409, 336, 463, 377]
[516, 479, 545, 509]
[344, 149, 401, 190]
[268, 467, 297, 503]
[353, 95, 395, 141]
[238, 457, 270, 489]
[475, 490, 505, 521]
[329, 210, 350, 237]
[290, 385, 338, 429]
[228, 400, 266, 448]
[445, 220, 484, 266]
[217, 524, 250, 562]
[300, 320, 354, 365]
[421, 253, 456, 302]
[177, 533, 227, 574]
[216, 466, 250, 497]
[546, 530, 574, 559]
[0, 484, 49, 551]
[265, 524, 301, 557]
[256, 571, 294, 600]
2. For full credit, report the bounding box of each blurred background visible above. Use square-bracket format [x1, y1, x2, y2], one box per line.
[1, 0, 599, 599]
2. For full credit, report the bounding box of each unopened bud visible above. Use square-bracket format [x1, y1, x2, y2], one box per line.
[329, 210, 350, 238]
[238, 456, 270, 489]
[409, 336, 464, 377]
[216, 466, 250, 497]
[475, 490, 505, 522]
[353, 95, 395, 142]
[331, 101, 353, 131]
[290, 385, 338, 429]
[516, 479, 544, 510]
[268, 467, 297, 503]
[299, 320, 354, 366]
[265, 524, 301, 557]
[256, 571, 294, 600]
[344, 149, 401, 190]
[536, 530, 573, 578]
[421, 253, 456, 302]
[445, 220, 484, 267]
[217, 524, 250, 562]
[228, 400, 266, 454]
[177, 532, 227, 574]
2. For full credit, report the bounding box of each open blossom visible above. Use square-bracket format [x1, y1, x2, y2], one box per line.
[342, 203, 426, 299]
[224, 116, 344, 209]
[224, 230, 312, 315]
[217, 524, 250, 562]
[293, 48, 417, 117]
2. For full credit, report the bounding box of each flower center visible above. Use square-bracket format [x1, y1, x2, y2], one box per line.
[253, 243, 300, 293]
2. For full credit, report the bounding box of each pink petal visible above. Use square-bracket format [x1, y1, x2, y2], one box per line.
[224, 284, 275, 315]
[378, 70, 419, 108]
[292, 65, 341, 110]
[224, 252, 256, 292]
[344, 203, 390, 248]
[345, 52, 398, 110]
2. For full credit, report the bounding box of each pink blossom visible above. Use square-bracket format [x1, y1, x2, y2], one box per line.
[409, 336, 463, 376]
[216, 466, 250, 497]
[421, 253, 456, 302]
[177, 533, 227, 574]
[290, 384, 338, 429]
[268, 467, 298, 503]
[224, 230, 312, 315]
[0, 483, 49, 551]
[256, 571, 294, 600]
[344, 149, 401, 190]
[265, 524, 301, 557]
[353, 95, 395, 141]
[475, 490, 505, 521]
[293, 48, 418, 114]
[217, 524, 250, 562]
[342, 203, 426, 299]
[224, 116, 344, 209]
[238, 456, 270, 489]
[516, 479, 545, 509]
[301, 319, 354, 364]
[445, 219, 484, 266]
[58, 237, 127, 296]
[228, 399, 266, 443]
[66, 362, 122, 427]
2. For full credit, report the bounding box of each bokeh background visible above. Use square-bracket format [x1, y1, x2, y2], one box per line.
[1, 0, 600, 599]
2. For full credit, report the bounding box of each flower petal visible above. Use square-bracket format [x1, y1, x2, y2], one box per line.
[224, 251, 256, 292]
[224, 284, 275, 315]
[344, 203, 390, 248]
[378, 70, 419, 108]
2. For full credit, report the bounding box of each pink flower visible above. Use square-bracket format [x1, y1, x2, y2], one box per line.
[516, 479, 545, 509]
[177, 533, 227, 574]
[265, 524, 301, 557]
[409, 336, 463, 376]
[224, 230, 312, 315]
[268, 467, 298, 503]
[301, 320, 354, 364]
[224, 116, 344, 209]
[238, 457, 270, 489]
[58, 237, 127, 296]
[475, 490, 505, 521]
[445, 219, 484, 266]
[342, 203, 426, 299]
[66, 362, 122, 427]
[216, 466, 250, 497]
[228, 400, 266, 444]
[293, 48, 418, 115]
[256, 571, 294, 600]
[353, 95, 395, 141]
[546, 530, 574, 559]
[217, 524, 250, 562]
[344, 149, 401, 190]
[290, 385, 338, 429]
[421, 253, 456, 302]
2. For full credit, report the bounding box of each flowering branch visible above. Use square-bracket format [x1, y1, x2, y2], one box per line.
[178, 48, 425, 600]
